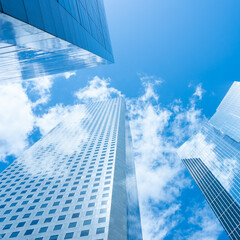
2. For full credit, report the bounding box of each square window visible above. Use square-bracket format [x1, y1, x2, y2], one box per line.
[83, 219, 91, 225]
[98, 217, 106, 223]
[10, 216, 17, 221]
[39, 227, 48, 233]
[64, 232, 74, 239]
[75, 205, 82, 210]
[24, 229, 34, 235]
[100, 208, 107, 214]
[49, 235, 58, 240]
[86, 210, 93, 216]
[23, 213, 31, 218]
[36, 211, 43, 216]
[96, 227, 105, 234]
[10, 231, 19, 238]
[88, 202, 95, 207]
[62, 207, 69, 212]
[49, 209, 56, 214]
[90, 195, 97, 200]
[31, 220, 39, 225]
[68, 222, 77, 228]
[101, 201, 107, 205]
[72, 213, 80, 218]
[3, 224, 12, 230]
[58, 215, 66, 221]
[54, 224, 62, 230]
[17, 222, 25, 227]
[80, 230, 89, 237]
[44, 217, 52, 223]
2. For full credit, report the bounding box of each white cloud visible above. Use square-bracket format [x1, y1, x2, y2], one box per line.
[75, 76, 122, 102]
[187, 204, 223, 240]
[28, 75, 54, 107]
[0, 83, 34, 161]
[35, 104, 86, 136]
[193, 83, 205, 100]
[64, 72, 76, 79]
[127, 77, 218, 239]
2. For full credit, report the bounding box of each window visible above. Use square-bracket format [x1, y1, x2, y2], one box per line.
[62, 207, 69, 212]
[3, 224, 12, 230]
[17, 222, 25, 227]
[49, 209, 56, 214]
[98, 217, 106, 223]
[44, 217, 52, 223]
[83, 219, 91, 225]
[72, 213, 80, 218]
[49, 235, 58, 240]
[96, 227, 105, 234]
[100, 208, 107, 214]
[58, 215, 66, 221]
[86, 210, 93, 216]
[80, 230, 89, 237]
[68, 222, 77, 228]
[10, 231, 19, 238]
[36, 211, 43, 216]
[10, 216, 17, 220]
[39, 227, 48, 233]
[23, 213, 31, 218]
[54, 224, 62, 230]
[64, 232, 74, 239]
[31, 220, 39, 225]
[75, 205, 82, 210]
[24, 229, 34, 235]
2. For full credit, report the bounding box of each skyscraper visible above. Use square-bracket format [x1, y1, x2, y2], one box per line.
[0, 0, 113, 81]
[0, 98, 143, 240]
[178, 82, 240, 240]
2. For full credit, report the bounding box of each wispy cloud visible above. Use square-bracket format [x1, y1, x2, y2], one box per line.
[189, 83, 205, 100]
[64, 71, 76, 79]
[127, 77, 209, 239]
[187, 204, 223, 240]
[0, 71, 76, 161]
[75, 76, 122, 102]
[0, 83, 34, 162]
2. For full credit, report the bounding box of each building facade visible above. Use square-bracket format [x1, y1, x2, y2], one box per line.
[0, 0, 113, 81]
[178, 82, 240, 240]
[0, 98, 143, 240]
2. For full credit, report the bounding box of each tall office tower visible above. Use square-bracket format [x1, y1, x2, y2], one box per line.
[178, 82, 240, 240]
[0, 98, 143, 240]
[0, 0, 113, 81]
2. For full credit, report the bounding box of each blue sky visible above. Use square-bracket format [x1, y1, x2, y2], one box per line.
[1, 0, 240, 239]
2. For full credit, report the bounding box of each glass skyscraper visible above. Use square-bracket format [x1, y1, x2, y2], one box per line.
[0, 98, 142, 240]
[0, 0, 113, 81]
[178, 82, 240, 240]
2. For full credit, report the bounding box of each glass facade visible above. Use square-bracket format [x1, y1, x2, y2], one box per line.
[178, 81, 240, 240]
[0, 0, 113, 82]
[0, 98, 142, 240]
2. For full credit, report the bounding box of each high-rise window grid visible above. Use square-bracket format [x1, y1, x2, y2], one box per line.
[0, 99, 122, 240]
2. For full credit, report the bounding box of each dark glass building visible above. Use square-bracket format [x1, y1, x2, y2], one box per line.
[0, 0, 113, 81]
[178, 82, 240, 240]
[0, 98, 143, 240]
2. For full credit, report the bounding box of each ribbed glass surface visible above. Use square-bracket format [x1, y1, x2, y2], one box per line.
[210, 82, 240, 142]
[183, 158, 240, 240]
[0, 98, 142, 240]
[178, 81, 240, 240]
[0, 0, 113, 82]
